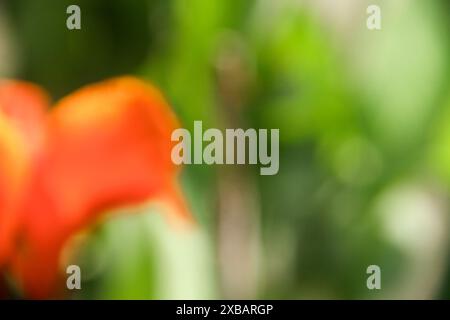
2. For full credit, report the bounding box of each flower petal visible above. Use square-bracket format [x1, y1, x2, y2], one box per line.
[46, 76, 191, 227]
[11, 77, 192, 298]
[0, 113, 28, 266]
[0, 81, 48, 157]
[0, 81, 48, 267]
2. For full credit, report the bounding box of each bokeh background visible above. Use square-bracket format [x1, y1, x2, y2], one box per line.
[1, 0, 449, 299]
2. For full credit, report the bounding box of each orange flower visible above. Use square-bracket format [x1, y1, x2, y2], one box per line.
[0, 77, 191, 298]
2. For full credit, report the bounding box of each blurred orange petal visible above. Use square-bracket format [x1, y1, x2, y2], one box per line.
[0, 113, 28, 266]
[0, 81, 48, 156]
[5, 77, 192, 298]
[0, 81, 48, 266]
[45, 77, 186, 228]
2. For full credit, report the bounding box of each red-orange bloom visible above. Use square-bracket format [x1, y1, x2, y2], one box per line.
[0, 77, 191, 298]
